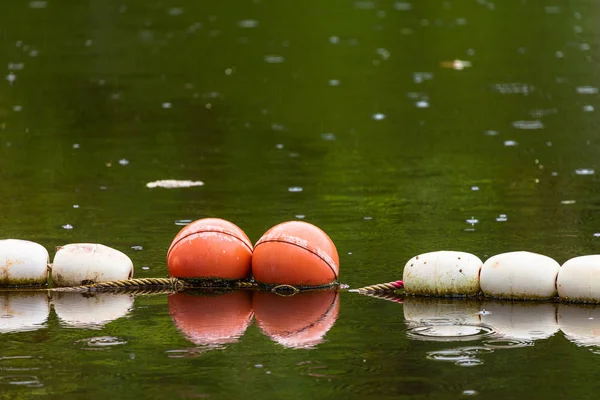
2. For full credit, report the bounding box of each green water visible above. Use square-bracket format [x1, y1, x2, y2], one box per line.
[1, 0, 600, 398]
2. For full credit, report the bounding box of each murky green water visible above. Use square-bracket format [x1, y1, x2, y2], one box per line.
[1, 0, 600, 398]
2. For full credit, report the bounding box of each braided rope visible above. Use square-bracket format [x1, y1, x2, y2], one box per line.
[349, 280, 404, 294]
[359, 291, 405, 304]
[52, 277, 186, 292]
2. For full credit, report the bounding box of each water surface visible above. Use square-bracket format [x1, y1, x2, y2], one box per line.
[1, 0, 600, 398]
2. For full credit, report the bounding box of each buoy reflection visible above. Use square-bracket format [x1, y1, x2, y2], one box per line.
[168, 291, 253, 346]
[0, 292, 49, 333]
[254, 290, 340, 349]
[52, 292, 134, 329]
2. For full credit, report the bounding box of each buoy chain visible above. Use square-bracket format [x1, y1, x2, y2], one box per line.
[350, 280, 404, 294]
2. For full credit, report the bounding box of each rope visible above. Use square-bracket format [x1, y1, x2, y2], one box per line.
[349, 280, 404, 294]
[52, 277, 187, 292]
[359, 291, 405, 304]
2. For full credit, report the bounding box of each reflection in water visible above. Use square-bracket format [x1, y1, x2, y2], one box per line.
[168, 291, 253, 346]
[52, 292, 134, 329]
[0, 292, 49, 333]
[254, 290, 340, 349]
[400, 297, 556, 367]
[76, 336, 128, 351]
[479, 301, 558, 340]
[558, 304, 600, 349]
[399, 296, 600, 365]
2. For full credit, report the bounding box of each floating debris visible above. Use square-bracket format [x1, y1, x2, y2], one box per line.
[372, 113, 386, 120]
[264, 55, 285, 63]
[288, 187, 303, 193]
[575, 169, 594, 176]
[146, 180, 204, 188]
[496, 214, 507, 222]
[238, 19, 259, 28]
[576, 86, 598, 94]
[440, 60, 472, 70]
[413, 72, 434, 83]
[512, 120, 544, 130]
[492, 82, 533, 95]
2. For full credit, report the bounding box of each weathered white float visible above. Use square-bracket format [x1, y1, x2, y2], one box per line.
[557, 255, 600, 303]
[479, 251, 560, 300]
[51, 243, 134, 287]
[0, 239, 49, 286]
[403, 251, 482, 296]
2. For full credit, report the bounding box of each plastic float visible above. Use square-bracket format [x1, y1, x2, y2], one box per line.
[253, 290, 340, 349]
[358, 250, 600, 304]
[0, 239, 49, 286]
[557, 255, 600, 303]
[403, 251, 482, 296]
[252, 221, 339, 287]
[480, 251, 560, 300]
[167, 218, 253, 281]
[52, 292, 134, 328]
[168, 291, 253, 345]
[52, 243, 134, 287]
[0, 291, 50, 333]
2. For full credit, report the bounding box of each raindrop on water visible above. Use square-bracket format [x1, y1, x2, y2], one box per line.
[576, 86, 598, 94]
[238, 19, 259, 28]
[264, 55, 285, 64]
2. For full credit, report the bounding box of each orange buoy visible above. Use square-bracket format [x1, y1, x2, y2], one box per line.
[253, 290, 340, 349]
[167, 218, 253, 280]
[168, 291, 253, 345]
[252, 221, 339, 286]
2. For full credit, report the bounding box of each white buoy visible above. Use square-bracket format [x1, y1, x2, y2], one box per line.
[558, 304, 600, 347]
[557, 255, 600, 303]
[480, 301, 558, 340]
[0, 239, 49, 286]
[403, 251, 482, 296]
[52, 243, 134, 287]
[480, 251, 560, 300]
[52, 292, 133, 328]
[0, 292, 50, 333]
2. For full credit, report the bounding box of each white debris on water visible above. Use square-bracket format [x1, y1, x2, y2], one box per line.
[146, 180, 204, 188]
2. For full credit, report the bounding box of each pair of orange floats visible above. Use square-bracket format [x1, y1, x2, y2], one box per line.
[167, 218, 340, 288]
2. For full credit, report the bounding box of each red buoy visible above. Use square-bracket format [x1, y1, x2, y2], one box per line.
[168, 291, 253, 345]
[252, 221, 339, 286]
[167, 218, 253, 280]
[253, 290, 340, 349]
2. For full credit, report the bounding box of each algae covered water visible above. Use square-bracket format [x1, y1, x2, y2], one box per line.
[2, 1, 600, 399]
